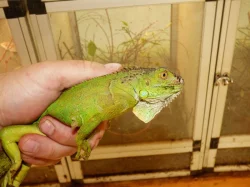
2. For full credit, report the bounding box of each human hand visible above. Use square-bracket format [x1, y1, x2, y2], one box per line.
[0, 60, 121, 166]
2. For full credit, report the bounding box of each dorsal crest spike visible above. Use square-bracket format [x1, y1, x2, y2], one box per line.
[120, 66, 156, 72]
[73, 66, 160, 88]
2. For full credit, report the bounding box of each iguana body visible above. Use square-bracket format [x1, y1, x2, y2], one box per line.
[0, 67, 183, 187]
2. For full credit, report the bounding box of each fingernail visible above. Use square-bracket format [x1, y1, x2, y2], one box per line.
[104, 63, 122, 71]
[40, 119, 55, 136]
[22, 139, 39, 153]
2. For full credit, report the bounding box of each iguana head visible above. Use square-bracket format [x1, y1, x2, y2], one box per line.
[137, 67, 184, 103]
[132, 67, 184, 123]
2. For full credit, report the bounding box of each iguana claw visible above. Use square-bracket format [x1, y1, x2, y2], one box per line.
[75, 140, 91, 160]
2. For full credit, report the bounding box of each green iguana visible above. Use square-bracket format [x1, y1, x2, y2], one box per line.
[0, 67, 183, 187]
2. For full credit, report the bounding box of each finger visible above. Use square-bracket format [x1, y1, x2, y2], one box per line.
[18, 134, 76, 160]
[39, 116, 77, 147]
[40, 116, 108, 149]
[88, 121, 108, 149]
[21, 154, 61, 166]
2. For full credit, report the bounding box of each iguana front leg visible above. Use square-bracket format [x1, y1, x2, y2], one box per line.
[75, 116, 102, 160]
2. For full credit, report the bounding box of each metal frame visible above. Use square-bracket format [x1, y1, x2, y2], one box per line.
[0, 5, 33, 66]
[27, 14, 57, 61]
[0, 0, 8, 8]
[27, 14, 47, 61]
[0, 1, 37, 66]
[190, 0, 219, 172]
[201, 0, 225, 170]
[54, 157, 72, 183]
[0, 8, 5, 19]
[7, 18, 33, 66]
[218, 135, 250, 149]
[203, 0, 244, 171]
[44, 0, 206, 13]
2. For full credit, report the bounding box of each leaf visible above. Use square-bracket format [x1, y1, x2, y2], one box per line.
[121, 21, 128, 27]
[88, 40, 97, 57]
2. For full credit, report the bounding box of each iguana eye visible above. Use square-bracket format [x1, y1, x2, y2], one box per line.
[160, 72, 168, 79]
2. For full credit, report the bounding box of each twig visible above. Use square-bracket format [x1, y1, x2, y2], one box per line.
[63, 42, 74, 59]
[57, 30, 63, 59]
[105, 9, 114, 62]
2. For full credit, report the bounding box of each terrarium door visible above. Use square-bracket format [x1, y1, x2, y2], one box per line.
[203, 0, 250, 173]
[27, 0, 219, 184]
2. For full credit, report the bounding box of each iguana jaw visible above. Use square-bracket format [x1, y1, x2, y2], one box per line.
[143, 90, 181, 106]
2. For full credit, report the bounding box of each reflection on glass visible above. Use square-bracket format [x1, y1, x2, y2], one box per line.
[0, 19, 21, 73]
[83, 153, 191, 177]
[222, 0, 250, 135]
[49, 2, 204, 144]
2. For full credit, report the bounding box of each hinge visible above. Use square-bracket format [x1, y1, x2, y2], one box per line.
[215, 73, 233, 86]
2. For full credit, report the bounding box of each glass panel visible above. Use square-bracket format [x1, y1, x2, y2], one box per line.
[22, 166, 58, 185]
[76, 5, 171, 67]
[221, 0, 250, 135]
[0, 18, 21, 73]
[83, 153, 191, 177]
[216, 148, 250, 166]
[48, 2, 204, 144]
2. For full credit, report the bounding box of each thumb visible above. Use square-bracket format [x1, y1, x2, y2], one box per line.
[53, 60, 122, 90]
[21, 60, 122, 91]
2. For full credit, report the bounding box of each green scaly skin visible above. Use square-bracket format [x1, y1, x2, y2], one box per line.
[0, 67, 184, 187]
[0, 151, 11, 179]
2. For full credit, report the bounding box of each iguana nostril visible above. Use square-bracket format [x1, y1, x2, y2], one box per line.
[177, 76, 184, 84]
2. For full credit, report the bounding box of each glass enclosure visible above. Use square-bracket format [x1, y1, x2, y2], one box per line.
[3, 0, 248, 185]
[216, 148, 250, 166]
